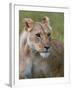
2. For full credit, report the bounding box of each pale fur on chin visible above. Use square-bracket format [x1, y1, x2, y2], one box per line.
[40, 52, 50, 58]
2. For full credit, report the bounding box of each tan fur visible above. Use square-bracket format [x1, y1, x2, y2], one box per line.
[19, 16, 64, 79]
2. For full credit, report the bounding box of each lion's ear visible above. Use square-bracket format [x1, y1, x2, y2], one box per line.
[42, 16, 52, 31]
[23, 18, 34, 32]
[42, 16, 49, 24]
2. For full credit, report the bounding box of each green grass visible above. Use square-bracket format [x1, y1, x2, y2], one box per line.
[19, 11, 64, 42]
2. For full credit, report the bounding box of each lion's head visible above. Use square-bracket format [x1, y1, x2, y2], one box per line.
[23, 16, 52, 58]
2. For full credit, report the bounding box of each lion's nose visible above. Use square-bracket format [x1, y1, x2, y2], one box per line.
[44, 46, 50, 50]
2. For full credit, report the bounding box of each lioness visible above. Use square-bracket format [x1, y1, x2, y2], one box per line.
[19, 16, 64, 79]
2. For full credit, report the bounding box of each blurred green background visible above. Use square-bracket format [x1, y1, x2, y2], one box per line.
[19, 11, 64, 42]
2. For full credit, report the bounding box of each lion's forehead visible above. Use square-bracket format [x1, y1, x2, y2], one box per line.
[32, 22, 49, 34]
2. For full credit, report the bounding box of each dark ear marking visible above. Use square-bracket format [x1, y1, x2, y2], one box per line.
[47, 33, 51, 37]
[42, 16, 52, 32]
[42, 16, 49, 24]
[23, 18, 34, 32]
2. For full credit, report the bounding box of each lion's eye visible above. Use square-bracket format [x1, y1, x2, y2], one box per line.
[36, 33, 40, 37]
[47, 33, 51, 37]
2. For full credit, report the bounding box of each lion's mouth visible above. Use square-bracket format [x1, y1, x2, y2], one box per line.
[39, 47, 51, 58]
[39, 51, 49, 53]
[40, 52, 50, 58]
[31, 47, 51, 58]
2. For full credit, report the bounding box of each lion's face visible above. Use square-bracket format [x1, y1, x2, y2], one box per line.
[24, 16, 52, 58]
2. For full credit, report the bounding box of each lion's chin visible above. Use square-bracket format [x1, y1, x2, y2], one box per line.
[40, 52, 50, 58]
